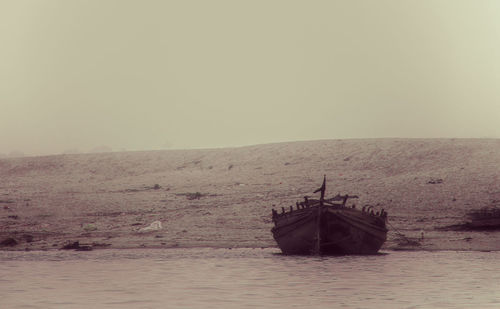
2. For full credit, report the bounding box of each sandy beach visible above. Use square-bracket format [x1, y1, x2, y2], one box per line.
[1, 138, 500, 252]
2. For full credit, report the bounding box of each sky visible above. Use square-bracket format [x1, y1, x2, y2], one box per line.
[1, 1, 500, 156]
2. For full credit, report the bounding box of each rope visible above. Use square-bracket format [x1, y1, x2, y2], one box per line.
[387, 220, 416, 244]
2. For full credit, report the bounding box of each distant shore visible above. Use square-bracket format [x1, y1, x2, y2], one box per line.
[1, 138, 500, 252]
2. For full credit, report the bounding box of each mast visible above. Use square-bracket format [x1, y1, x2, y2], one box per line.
[313, 175, 326, 255]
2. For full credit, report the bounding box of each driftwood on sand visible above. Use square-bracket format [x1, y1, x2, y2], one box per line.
[439, 207, 500, 231]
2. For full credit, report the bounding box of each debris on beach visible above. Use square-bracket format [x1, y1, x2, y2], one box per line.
[22, 234, 34, 243]
[465, 207, 500, 230]
[83, 224, 97, 232]
[91, 242, 111, 248]
[0, 237, 18, 247]
[144, 184, 161, 190]
[138, 221, 162, 233]
[438, 207, 500, 231]
[427, 178, 443, 184]
[60, 241, 93, 251]
[175, 192, 208, 200]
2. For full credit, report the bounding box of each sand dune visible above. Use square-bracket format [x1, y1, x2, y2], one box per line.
[1, 138, 500, 251]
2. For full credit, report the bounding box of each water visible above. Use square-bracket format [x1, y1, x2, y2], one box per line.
[1, 248, 500, 309]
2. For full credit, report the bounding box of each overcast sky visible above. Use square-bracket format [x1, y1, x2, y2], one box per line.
[1, 1, 500, 156]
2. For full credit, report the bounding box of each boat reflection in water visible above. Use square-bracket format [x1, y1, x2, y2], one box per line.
[271, 176, 388, 255]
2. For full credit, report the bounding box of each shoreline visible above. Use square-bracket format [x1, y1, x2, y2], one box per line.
[3, 244, 500, 254]
[2, 230, 500, 253]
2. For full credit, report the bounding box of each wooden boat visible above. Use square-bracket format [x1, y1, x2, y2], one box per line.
[271, 177, 388, 255]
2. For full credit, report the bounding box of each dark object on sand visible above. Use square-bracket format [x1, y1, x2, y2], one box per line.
[271, 176, 388, 255]
[22, 234, 34, 243]
[466, 207, 500, 230]
[438, 207, 500, 231]
[427, 178, 443, 184]
[61, 241, 93, 251]
[0, 237, 18, 247]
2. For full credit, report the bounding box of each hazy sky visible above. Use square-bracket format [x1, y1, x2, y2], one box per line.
[1, 1, 500, 156]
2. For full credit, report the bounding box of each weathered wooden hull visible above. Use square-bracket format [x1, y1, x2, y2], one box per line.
[272, 206, 387, 255]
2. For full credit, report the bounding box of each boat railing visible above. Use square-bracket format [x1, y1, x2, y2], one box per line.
[271, 194, 388, 222]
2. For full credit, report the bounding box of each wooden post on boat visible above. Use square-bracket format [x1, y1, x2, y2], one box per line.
[314, 175, 326, 205]
[313, 175, 326, 255]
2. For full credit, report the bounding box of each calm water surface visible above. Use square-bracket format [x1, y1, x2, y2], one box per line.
[1, 248, 500, 309]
